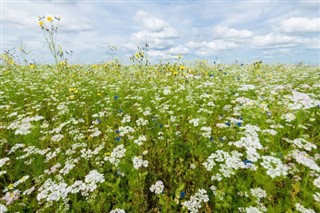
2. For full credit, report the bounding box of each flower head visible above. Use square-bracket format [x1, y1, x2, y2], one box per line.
[46, 16, 53, 22]
[38, 21, 44, 28]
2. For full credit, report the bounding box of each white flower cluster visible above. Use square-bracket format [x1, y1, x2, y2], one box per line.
[132, 156, 149, 170]
[281, 113, 296, 122]
[36, 178, 70, 202]
[7, 115, 44, 135]
[110, 208, 126, 213]
[121, 114, 131, 123]
[0, 157, 10, 168]
[245, 206, 262, 213]
[200, 126, 212, 138]
[182, 189, 209, 213]
[163, 87, 171, 95]
[288, 91, 320, 110]
[203, 150, 247, 177]
[260, 156, 289, 178]
[51, 134, 64, 142]
[189, 118, 200, 127]
[136, 118, 148, 126]
[0, 204, 7, 212]
[104, 144, 126, 166]
[290, 150, 320, 172]
[150, 180, 164, 194]
[250, 187, 267, 201]
[295, 203, 316, 213]
[238, 84, 256, 91]
[313, 192, 320, 202]
[118, 126, 135, 136]
[313, 176, 320, 188]
[37, 170, 105, 202]
[134, 135, 147, 146]
[283, 138, 317, 151]
[229, 124, 262, 162]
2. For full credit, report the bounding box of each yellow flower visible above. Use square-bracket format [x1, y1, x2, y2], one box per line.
[29, 64, 36, 69]
[46, 16, 53, 22]
[38, 21, 44, 27]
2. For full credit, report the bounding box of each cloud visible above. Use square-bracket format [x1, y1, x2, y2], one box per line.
[134, 10, 169, 32]
[131, 10, 179, 51]
[275, 17, 320, 33]
[185, 40, 238, 56]
[167, 45, 190, 55]
[251, 33, 303, 48]
[212, 25, 253, 39]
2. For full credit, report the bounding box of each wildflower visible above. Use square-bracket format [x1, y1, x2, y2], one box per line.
[110, 209, 125, 213]
[0, 204, 7, 212]
[150, 180, 164, 194]
[85, 170, 105, 184]
[2, 190, 20, 205]
[132, 156, 148, 170]
[260, 156, 289, 178]
[38, 21, 44, 28]
[104, 144, 126, 166]
[295, 203, 316, 213]
[245, 207, 262, 213]
[46, 16, 53, 22]
[182, 189, 209, 213]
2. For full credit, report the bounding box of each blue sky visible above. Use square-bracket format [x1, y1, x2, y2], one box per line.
[2, 0, 320, 64]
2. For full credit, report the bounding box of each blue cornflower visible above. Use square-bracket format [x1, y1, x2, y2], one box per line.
[225, 122, 231, 127]
[116, 129, 120, 134]
[159, 124, 163, 128]
[115, 137, 121, 141]
[243, 159, 253, 165]
[237, 122, 242, 127]
[96, 118, 101, 124]
[210, 136, 214, 142]
[180, 191, 186, 199]
[113, 95, 119, 100]
[118, 109, 123, 113]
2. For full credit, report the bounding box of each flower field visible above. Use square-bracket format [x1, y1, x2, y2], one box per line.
[0, 62, 319, 212]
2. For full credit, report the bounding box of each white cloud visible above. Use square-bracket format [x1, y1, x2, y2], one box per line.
[131, 11, 179, 50]
[212, 25, 253, 39]
[134, 10, 169, 32]
[167, 45, 190, 55]
[147, 50, 175, 59]
[186, 40, 238, 56]
[275, 17, 320, 33]
[251, 33, 303, 48]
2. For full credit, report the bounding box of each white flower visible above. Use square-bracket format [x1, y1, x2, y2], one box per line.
[150, 180, 164, 194]
[250, 187, 267, 200]
[0, 204, 7, 213]
[281, 113, 296, 122]
[291, 150, 320, 172]
[85, 170, 105, 184]
[104, 144, 126, 166]
[182, 189, 209, 213]
[110, 209, 125, 213]
[163, 87, 171, 95]
[260, 156, 289, 178]
[245, 206, 262, 213]
[295, 203, 316, 213]
[132, 156, 148, 170]
[313, 192, 320, 202]
[189, 118, 200, 127]
[313, 176, 320, 188]
[51, 134, 64, 142]
[0, 158, 10, 168]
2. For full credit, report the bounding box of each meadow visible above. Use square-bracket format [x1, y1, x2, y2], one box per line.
[0, 61, 319, 213]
